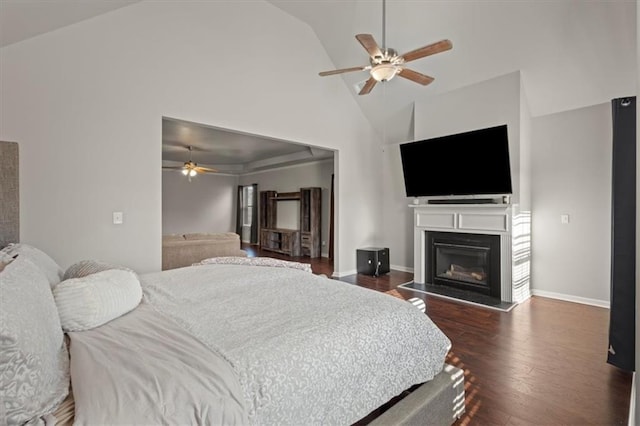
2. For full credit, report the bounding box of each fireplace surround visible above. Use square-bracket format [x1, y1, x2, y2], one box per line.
[411, 203, 531, 304]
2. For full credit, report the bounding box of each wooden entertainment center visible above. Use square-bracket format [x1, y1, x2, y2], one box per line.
[259, 187, 321, 258]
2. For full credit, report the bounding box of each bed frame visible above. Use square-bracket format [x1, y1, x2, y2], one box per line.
[369, 364, 465, 425]
[1, 142, 464, 424]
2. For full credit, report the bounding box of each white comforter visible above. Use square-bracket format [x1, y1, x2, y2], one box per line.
[68, 302, 248, 425]
[140, 264, 451, 425]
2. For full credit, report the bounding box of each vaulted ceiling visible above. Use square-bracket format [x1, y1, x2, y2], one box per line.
[272, 0, 636, 142]
[1, 0, 636, 146]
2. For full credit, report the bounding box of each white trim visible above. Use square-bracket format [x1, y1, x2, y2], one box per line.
[332, 269, 357, 278]
[629, 373, 636, 426]
[390, 264, 414, 273]
[531, 289, 610, 309]
[161, 168, 239, 178]
[239, 158, 334, 177]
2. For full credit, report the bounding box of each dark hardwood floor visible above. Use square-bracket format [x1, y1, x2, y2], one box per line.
[242, 244, 633, 425]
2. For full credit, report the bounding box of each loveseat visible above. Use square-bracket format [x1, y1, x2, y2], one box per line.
[162, 232, 247, 270]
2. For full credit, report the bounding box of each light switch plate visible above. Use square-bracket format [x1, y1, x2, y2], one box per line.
[113, 211, 124, 225]
[560, 214, 570, 224]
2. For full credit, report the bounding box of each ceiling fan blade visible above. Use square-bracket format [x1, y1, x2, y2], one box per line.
[400, 39, 453, 63]
[195, 166, 217, 173]
[162, 166, 185, 170]
[358, 77, 377, 95]
[398, 68, 435, 86]
[355, 34, 383, 59]
[319, 66, 366, 77]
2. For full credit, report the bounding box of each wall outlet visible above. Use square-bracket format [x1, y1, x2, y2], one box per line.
[113, 211, 124, 225]
[560, 214, 570, 224]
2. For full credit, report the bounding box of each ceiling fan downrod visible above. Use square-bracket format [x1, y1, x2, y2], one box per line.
[381, 0, 386, 51]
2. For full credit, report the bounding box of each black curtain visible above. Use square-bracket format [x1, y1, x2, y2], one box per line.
[235, 185, 243, 237]
[607, 96, 636, 372]
[250, 183, 258, 244]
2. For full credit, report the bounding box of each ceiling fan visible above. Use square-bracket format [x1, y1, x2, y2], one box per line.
[318, 0, 452, 95]
[162, 146, 217, 181]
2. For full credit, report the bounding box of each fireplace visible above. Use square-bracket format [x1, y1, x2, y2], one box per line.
[411, 204, 530, 304]
[426, 231, 501, 299]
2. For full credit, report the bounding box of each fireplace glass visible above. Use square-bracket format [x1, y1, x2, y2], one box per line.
[427, 231, 501, 298]
[435, 243, 489, 286]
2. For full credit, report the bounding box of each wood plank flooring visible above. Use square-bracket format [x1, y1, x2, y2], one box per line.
[242, 244, 633, 425]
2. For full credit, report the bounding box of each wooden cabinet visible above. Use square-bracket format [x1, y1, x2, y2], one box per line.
[300, 187, 321, 257]
[259, 187, 321, 258]
[259, 191, 277, 229]
[260, 228, 300, 256]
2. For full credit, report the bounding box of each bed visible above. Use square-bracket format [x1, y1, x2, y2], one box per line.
[0, 153, 464, 424]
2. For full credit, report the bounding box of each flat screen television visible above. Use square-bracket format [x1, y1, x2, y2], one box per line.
[399, 124, 513, 198]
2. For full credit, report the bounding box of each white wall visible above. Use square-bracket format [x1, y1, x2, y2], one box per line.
[239, 159, 334, 257]
[162, 171, 238, 235]
[381, 72, 523, 271]
[530, 103, 612, 305]
[0, 1, 380, 273]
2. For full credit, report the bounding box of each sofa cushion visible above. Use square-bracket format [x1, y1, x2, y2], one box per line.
[162, 234, 186, 242]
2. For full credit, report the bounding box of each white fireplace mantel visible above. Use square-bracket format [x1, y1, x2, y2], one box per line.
[411, 203, 531, 304]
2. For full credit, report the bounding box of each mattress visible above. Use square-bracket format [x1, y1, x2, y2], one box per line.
[141, 264, 451, 424]
[63, 264, 451, 424]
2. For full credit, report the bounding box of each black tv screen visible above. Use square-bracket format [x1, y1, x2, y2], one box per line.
[400, 124, 513, 197]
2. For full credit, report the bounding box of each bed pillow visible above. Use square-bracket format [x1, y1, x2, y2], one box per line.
[198, 256, 313, 273]
[63, 259, 132, 281]
[0, 250, 13, 272]
[0, 256, 70, 424]
[53, 269, 142, 332]
[0, 243, 64, 287]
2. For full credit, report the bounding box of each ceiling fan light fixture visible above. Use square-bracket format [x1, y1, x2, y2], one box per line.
[370, 63, 399, 82]
[189, 169, 197, 177]
[181, 168, 189, 176]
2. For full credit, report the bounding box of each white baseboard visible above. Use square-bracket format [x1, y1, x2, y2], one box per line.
[531, 289, 610, 309]
[332, 269, 357, 278]
[333, 266, 413, 278]
[390, 264, 414, 273]
[629, 373, 636, 426]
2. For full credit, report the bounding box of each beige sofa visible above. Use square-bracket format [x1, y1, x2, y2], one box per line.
[162, 232, 247, 270]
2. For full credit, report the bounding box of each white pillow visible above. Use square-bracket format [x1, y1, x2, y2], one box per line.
[63, 259, 132, 281]
[0, 249, 13, 263]
[1, 243, 64, 287]
[53, 269, 142, 332]
[0, 256, 70, 424]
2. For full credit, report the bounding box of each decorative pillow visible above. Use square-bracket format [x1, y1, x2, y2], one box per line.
[53, 269, 142, 332]
[0, 249, 13, 263]
[63, 259, 132, 281]
[0, 243, 63, 287]
[0, 256, 70, 424]
[0, 251, 13, 272]
[198, 256, 313, 273]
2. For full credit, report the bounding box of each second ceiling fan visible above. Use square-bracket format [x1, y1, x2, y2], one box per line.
[162, 146, 217, 182]
[319, 0, 452, 95]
